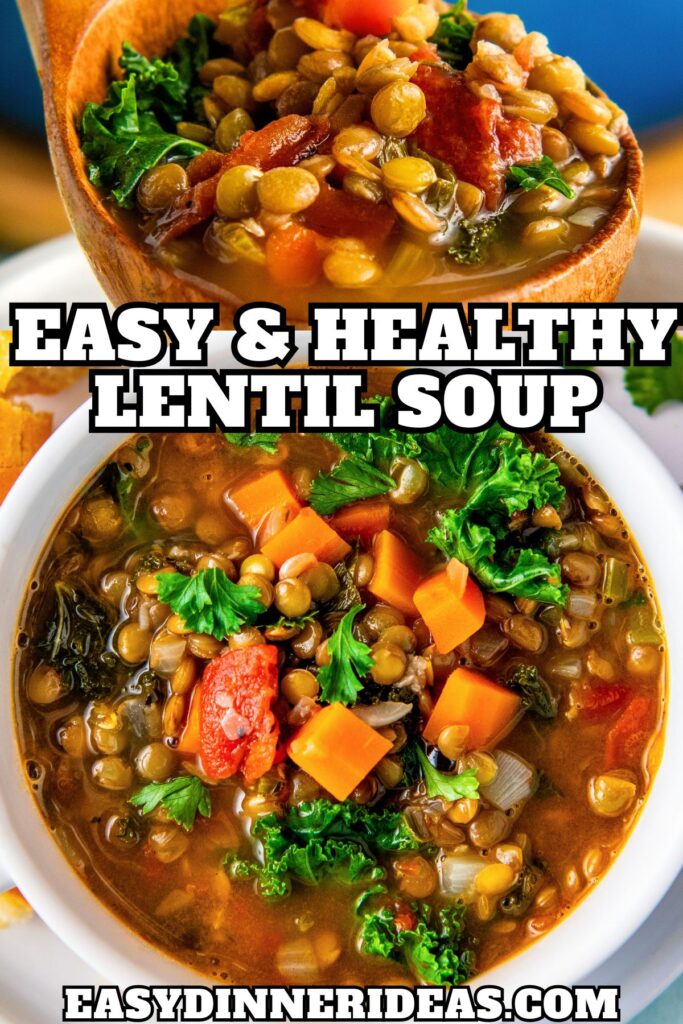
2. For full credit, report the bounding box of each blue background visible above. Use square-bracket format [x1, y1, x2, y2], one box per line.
[2, 0, 683, 135]
[0, 0, 681, 1019]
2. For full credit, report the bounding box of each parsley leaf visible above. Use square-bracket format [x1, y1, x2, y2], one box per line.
[156, 568, 264, 640]
[506, 156, 575, 200]
[130, 775, 212, 832]
[430, 1, 476, 70]
[224, 432, 281, 454]
[309, 458, 395, 516]
[317, 604, 374, 705]
[226, 799, 418, 900]
[415, 746, 480, 800]
[360, 902, 473, 985]
[624, 334, 683, 414]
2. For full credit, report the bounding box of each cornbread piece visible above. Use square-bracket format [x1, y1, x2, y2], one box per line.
[0, 397, 52, 500]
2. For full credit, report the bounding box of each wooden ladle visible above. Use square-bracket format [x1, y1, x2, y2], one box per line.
[19, 0, 644, 323]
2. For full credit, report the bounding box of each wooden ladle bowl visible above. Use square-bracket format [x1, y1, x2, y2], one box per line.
[20, 0, 644, 323]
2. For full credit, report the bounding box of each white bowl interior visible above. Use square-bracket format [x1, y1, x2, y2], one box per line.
[0, 338, 682, 993]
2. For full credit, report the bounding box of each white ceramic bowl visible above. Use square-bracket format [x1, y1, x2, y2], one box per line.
[0, 354, 682, 993]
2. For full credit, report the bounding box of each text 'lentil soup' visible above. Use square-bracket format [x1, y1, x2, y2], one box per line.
[81, 0, 635, 320]
[14, 398, 665, 983]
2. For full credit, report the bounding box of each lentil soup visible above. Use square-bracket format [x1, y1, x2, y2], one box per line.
[82, 1, 633, 320]
[14, 397, 665, 983]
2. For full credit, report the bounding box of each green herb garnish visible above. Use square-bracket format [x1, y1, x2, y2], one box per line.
[130, 775, 212, 832]
[224, 432, 281, 454]
[226, 799, 418, 900]
[156, 567, 263, 640]
[415, 746, 480, 801]
[317, 603, 374, 705]
[309, 458, 395, 516]
[624, 334, 683, 414]
[360, 901, 473, 985]
[430, 0, 476, 70]
[506, 156, 575, 199]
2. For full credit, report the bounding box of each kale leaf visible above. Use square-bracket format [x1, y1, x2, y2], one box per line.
[38, 581, 119, 699]
[81, 16, 214, 206]
[506, 664, 558, 719]
[130, 775, 212, 831]
[156, 567, 264, 640]
[317, 604, 374, 705]
[309, 458, 395, 515]
[360, 901, 473, 985]
[227, 799, 418, 900]
[449, 216, 502, 265]
[506, 157, 574, 200]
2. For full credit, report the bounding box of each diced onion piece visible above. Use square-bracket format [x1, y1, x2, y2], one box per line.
[439, 851, 484, 897]
[568, 206, 607, 228]
[149, 633, 187, 676]
[352, 701, 413, 727]
[480, 750, 537, 812]
[275, 937, 320, 982]
[566, 589, 598, 620]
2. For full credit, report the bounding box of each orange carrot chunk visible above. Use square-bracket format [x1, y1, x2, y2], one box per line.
[261, 506, 351, 567]
[230, 469, 301, 529]
[423, 667, 522, 749]
[288, 703, 392, 801]
[176, 684, 202, 756]
[367, 529, 422, 617]
[413, 570, 485, 654]
[330, 501, 392, 546]
[265, 223, 325, 288]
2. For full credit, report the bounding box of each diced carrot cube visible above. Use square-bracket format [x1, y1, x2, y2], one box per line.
[330, 500, 391, 545]
[230, 469, 301, 529]
[413, 570, 485, 654]
[288, 703, 392, 801]
[367, 529, 422, 617]
[261, 507, 351, 567]
[423, 667, 522, 750]
[176, 684, 202, 756]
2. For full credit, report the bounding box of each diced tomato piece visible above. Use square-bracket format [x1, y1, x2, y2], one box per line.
[265, 223, 325, 288]
[246, 1, 274, 59]
[199, 646, 280, 782]
[325, 0, 414, 36]
[155, 116, 331, 243]
[578, 684, 630, 722]
[604, 695, 656, 770]
[302, 181, 396, 251]
[412, 65, 542, 209]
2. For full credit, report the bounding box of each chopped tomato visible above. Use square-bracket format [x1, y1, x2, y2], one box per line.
[325, 0, 414, 36]
[265, 223, 325, 288]
[412, 65, 542, 208]
[604, 695, 656, 770]
[393, 903, 419, 932]
[199, 645, 280, 783]
[578, 684, 630, 722]
[246, 1, 274, 59]
[155, 116, 331, 243]
[302, 181, 396, 251]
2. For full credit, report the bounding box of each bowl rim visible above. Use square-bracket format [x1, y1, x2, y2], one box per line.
[0, 353, 681, 993]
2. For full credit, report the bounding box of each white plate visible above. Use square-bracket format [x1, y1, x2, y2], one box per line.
[0, 220, 681, 1024]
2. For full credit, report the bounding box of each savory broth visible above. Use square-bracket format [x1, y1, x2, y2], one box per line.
[14, 416, 665, 984]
